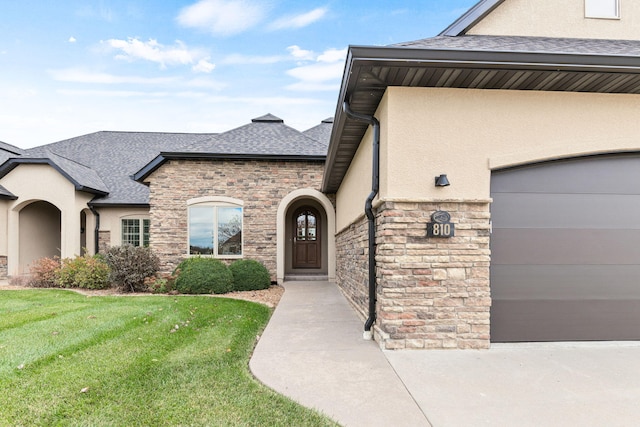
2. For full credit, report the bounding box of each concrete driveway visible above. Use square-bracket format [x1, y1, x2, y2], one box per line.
[250, 281, 640, 426]
[386, 341, 640, 426]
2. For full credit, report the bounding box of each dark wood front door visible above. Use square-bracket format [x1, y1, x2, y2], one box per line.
[293, 207, 321, 269]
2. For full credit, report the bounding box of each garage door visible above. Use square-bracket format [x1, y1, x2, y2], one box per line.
[491, 155, 640, 342]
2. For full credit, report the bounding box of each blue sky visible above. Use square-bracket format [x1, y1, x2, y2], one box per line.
[1, 0, 477, 148]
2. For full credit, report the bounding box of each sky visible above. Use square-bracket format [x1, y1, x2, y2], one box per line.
[0, 0, 477, 148]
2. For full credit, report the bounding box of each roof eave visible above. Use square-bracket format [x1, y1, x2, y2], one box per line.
[439, 0, 507, 37]
[134, 152, 327, 183]
[322, 44, 640, 192]
[0, 158, 109, 196]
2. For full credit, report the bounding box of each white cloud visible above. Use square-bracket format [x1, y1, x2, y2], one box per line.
[48, 68, 180, 85]
[287, 45, 315, 61]
[285, 47, 347, 92]
[317, 48, 347, 63]
[68, 36, 77, 43]
[269, 7, 327, 30]
[177, 0, 267, 36]
[220, 53, 284, 65]
[192, 59, 216, 73]
[101, 38, 214, 73]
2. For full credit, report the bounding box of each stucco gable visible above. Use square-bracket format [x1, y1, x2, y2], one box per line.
[454, 0, 640, 40]
[0, 154, 109, 196]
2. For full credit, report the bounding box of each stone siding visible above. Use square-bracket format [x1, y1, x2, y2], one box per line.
[336, 199, 492, 350]
[335, 215, 370, 320]
[98, 231, 111, 254]
[147, 159, 325, 278]
[0, 255, 7, 280]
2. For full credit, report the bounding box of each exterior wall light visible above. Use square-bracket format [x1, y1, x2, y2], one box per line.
[435, 174, 450, 187]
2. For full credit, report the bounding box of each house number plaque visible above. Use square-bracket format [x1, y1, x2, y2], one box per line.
[427, 211, 455, 238]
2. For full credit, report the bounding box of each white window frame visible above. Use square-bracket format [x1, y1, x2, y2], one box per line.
[585, 0, 620, 19]
[121, 217, 150, 247]
[187, 196, 244, 259]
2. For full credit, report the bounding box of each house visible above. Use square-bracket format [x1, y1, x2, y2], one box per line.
[325, 0, 640, 349]
[0, 115, 334, 286]
[2, 0, 640, 350]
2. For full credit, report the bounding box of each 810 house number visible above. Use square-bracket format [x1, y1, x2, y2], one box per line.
[426, 211, 455, 238]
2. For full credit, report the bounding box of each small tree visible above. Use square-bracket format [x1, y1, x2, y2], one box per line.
[106, 245, 160, 292]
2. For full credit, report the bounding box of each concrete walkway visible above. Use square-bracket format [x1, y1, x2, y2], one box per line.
[251, 281, 640, 427]
[249, 281, 429, 426]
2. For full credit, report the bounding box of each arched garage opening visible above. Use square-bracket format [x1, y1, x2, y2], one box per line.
[19, 201, 61, 274]
[491, 154, 640, 342]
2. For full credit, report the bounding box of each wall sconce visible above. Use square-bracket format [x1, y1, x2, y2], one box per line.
[435, 174, 450, 187]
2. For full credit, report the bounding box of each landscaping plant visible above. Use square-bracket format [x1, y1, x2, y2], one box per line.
[56, 254, 111, 290]
[174, 257, 233, 294]
[27, 256, 61, 288]
[229, 259, 271, 291]
[105, 245, 160, 292]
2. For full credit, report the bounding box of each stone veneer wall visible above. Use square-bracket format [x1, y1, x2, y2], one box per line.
[147, 159, 325, 278]
[98, 231, 111, 254]
[0, 255, 7, 280]
[336, 199, 492, 350]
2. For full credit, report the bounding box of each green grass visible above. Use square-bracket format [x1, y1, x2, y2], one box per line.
[0, 290, 338, 426]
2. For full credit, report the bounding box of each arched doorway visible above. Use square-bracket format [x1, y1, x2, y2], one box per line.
[19, 201, 61, 273]
[276, 189, 336, 284]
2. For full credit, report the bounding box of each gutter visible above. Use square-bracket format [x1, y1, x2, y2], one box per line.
[89, 206, 100, 255]
[342, 101, 380, 340]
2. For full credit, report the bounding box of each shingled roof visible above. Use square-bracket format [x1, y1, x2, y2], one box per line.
[0, 131, 214, 206]
[134, 114, 329, 182]
[0, 115, 332, 206]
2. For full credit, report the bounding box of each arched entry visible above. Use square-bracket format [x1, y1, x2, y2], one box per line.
[276, 189, 336, 284]
[19, 201, 61, 273]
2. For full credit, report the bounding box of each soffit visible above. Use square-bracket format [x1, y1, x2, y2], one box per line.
[322, 38, 640, 192]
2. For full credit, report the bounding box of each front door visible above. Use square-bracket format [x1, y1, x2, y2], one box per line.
[293, 207, 321, 269]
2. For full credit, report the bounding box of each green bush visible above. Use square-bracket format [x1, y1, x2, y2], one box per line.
[27, 257, 61, 288]
[56, 255, 111, 289]
[229, 259, 271, 291]
[174, 257, 233, 294]
[106, 245, 160, 292]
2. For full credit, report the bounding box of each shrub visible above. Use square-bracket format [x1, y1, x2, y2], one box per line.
[174, 257, 233, 294]
[27, 257, 61, 288]
[229, 259, 271, 291]
[56, 255, 110, 289]
[144, 272, 177, 294]
[105, 245, 160, 292]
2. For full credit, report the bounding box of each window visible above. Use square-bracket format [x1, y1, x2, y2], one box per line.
[188, 199, 243, 257]
[585, 0, 620, 19]
[122, 218, 150, 247]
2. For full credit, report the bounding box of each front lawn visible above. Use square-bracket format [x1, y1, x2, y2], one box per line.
[0, 290, 338, 426]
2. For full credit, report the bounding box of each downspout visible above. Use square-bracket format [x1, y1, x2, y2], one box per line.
[89, 206, 100, 255]
[342, 101, 380, 340]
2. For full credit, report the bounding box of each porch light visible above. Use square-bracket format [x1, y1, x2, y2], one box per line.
[435, 174, 450, 187]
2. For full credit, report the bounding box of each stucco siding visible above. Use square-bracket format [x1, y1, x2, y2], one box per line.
[384, 87, 640, 201]
[468, 0, 640, 40]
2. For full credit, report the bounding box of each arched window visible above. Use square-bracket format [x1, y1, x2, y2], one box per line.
[188, 197, 243, 258]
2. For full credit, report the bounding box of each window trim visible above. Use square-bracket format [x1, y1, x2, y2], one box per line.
[585, 0, 620, 19]
[187, 197, 244, 259]
[120, 217, 150, 247]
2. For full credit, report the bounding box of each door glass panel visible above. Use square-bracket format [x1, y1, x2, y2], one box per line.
[297, 213, 307, 241]
[307, 213, 317, 240]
